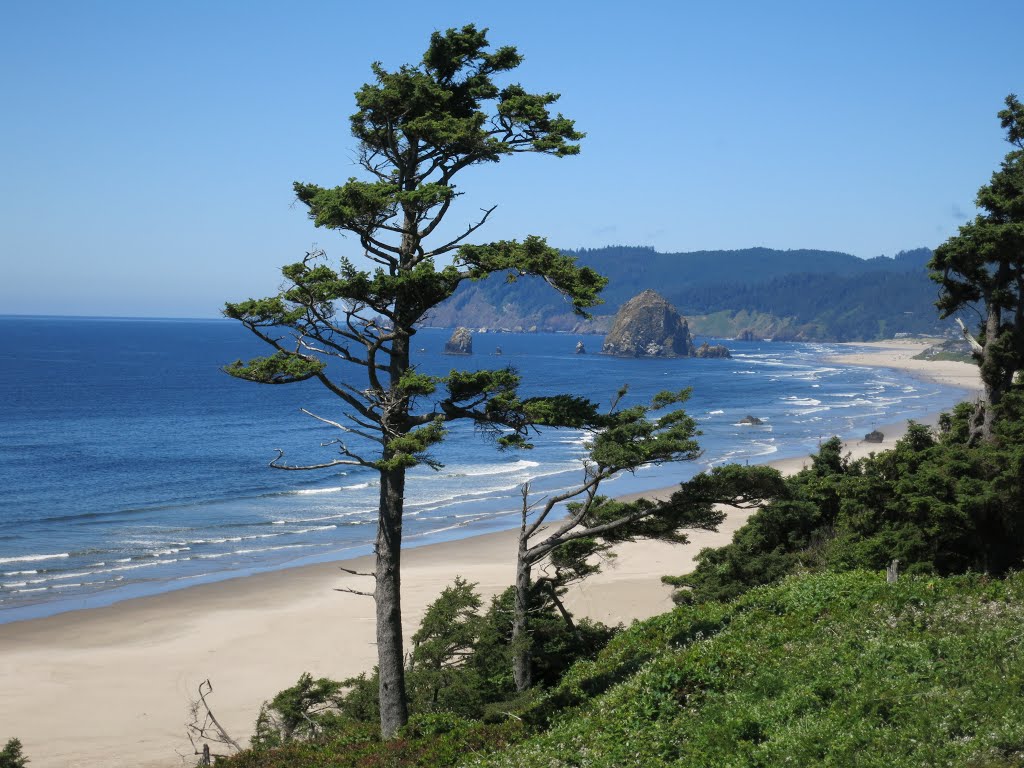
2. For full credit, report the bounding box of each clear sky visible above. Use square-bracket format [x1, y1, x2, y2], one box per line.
[2, 0, 1022, 317]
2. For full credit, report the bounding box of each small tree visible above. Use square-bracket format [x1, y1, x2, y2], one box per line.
[930, 94, 1024, 443]
[407, 576, 485, 714]
[224, 26, 603, 737]
[0, 739, 27, 768]
[511, 389, 785, 690]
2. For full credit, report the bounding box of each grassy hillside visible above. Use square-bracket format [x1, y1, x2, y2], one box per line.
[472, 570, 1024, 768]
[218, 570, 1024, 768]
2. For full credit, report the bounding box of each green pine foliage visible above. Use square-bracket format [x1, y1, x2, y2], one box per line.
[0, 740, 27, 768]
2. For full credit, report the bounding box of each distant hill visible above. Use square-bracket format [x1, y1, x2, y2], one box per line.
[426, 246, 950, 341]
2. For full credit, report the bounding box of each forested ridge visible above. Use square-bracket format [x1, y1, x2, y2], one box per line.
[427, 246, 946, 340]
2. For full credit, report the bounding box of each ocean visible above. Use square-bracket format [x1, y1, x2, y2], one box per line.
[0, 316, 967, 622]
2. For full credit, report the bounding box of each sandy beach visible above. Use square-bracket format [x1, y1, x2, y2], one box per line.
[0, 339, 982, 768]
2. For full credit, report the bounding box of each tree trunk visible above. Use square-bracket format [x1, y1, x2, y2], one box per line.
[512, 530, 532, 692]
[375, 465, 409, 738]
[974, 287, 1006, 444]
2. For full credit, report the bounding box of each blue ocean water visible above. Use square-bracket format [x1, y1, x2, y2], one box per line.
[0, 317, 968, 622]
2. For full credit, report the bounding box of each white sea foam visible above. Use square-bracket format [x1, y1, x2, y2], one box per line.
[89, 560, 178, 575]
[28, 571, 92, 584]
[293, 481, 372, 495]
[2, 570, 37, 576]
[0, 552, 69, 565]
[452, 459, 540, 477]
[708, 409, 725, 415]
[234, 544, 310, 555]
[147, 547, 190, 557]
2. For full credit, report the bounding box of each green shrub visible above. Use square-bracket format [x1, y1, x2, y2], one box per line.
[0, 739, 27, 768]
[670, 402, 1024, 604]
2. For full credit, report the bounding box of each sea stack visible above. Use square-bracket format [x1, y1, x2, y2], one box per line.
[575, 340, 586, 354]
[601, 290, 695, 357]
[444, 327, 473, 355]
[694, 341, 731, 359]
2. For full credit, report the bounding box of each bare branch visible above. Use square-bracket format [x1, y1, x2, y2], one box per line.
[185, 679, 241, 760]
[422, 205, 497, 259]
[300, 408, 384, 445]
[956, 316, 985, 353]
[335, 586, 375, 598]
[339, 566, 376, 579]
[270, 448, 373, 470]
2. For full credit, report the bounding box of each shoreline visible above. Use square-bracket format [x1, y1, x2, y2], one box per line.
[0, 339, 982, 768]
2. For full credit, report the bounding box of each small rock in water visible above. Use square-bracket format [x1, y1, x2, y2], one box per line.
[575, 340, 586, 354]
[694, 341, 731, 359]
[738, 415, 764, 425]
[444, 327, 473, 355]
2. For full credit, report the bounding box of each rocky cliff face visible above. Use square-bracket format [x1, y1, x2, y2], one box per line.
[444, 327, 473, 355]
[601, 290, 696, 357]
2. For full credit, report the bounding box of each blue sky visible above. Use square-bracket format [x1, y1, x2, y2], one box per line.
[2, 0, 1022, 317]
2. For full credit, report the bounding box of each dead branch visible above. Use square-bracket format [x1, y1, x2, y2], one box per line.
[186, 679, 241, 762]
[339, 565, 376, 578]
[956, 317, 984, 353]
[335, 586, 375, 598]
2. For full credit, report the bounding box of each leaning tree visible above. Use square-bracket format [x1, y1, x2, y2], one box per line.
[511, 387, 785, 690]
[931, 94, 1024, 443]
[224, 25, 604, 737]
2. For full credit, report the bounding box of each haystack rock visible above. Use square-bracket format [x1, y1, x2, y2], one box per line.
[601, 290, 695, 357]
[444, 327, 473, 355]
[694, 341, 731, 359]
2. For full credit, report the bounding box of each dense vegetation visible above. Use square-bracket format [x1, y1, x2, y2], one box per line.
[427, 246, 947, 340]
[218, 568, 1024, 768]
[473, 570, 1024, 768]
[667, 395, 1024, 605]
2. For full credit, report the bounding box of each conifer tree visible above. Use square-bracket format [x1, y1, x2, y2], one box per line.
[224, 26, 603, 736]
[931, 94, 1024, 442]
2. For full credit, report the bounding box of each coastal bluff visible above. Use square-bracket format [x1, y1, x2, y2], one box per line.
[603, 290, 713, 358]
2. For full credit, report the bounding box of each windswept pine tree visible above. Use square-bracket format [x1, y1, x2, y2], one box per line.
[224, 26, 604, 737]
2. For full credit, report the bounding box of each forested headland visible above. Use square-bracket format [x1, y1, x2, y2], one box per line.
[426, 246, 945, 341]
